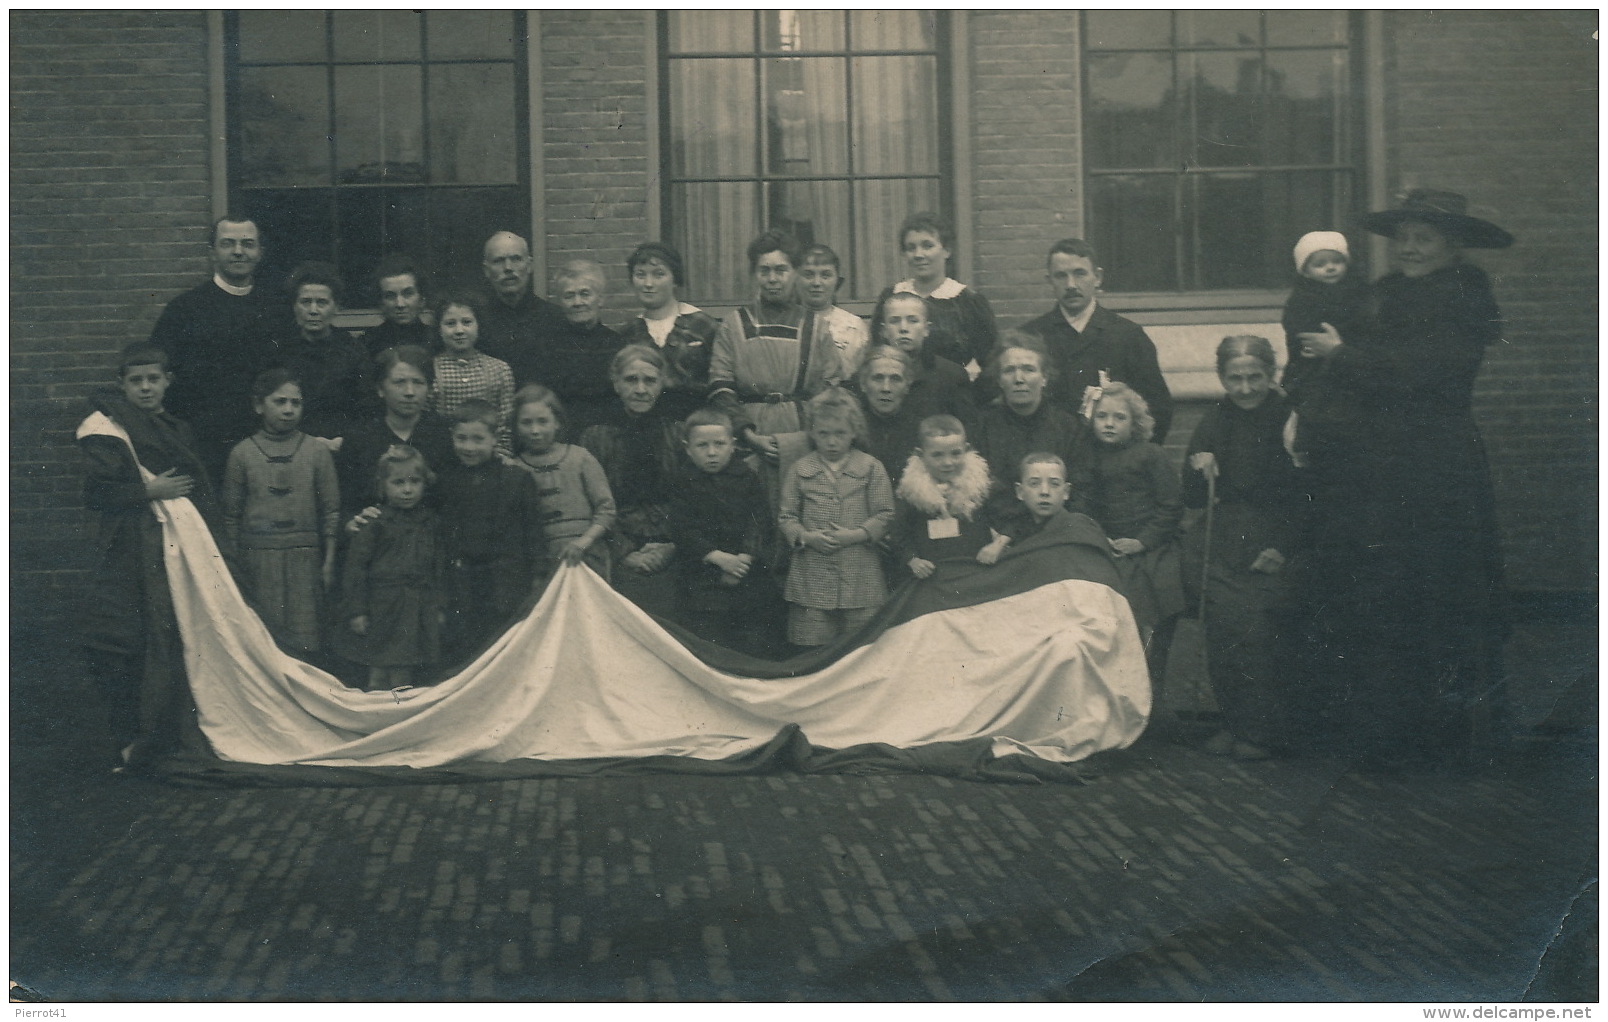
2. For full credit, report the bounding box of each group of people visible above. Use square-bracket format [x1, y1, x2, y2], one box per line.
[79, 190, 1513, 770]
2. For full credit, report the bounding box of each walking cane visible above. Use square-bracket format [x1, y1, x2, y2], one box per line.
[1199, 468, 1216, 640]
[1191, 467, 1217, 728]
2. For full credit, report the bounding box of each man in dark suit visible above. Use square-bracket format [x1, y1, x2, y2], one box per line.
[1018, 238, 1173, 443]
[476, 231, 565, 389]
[148, 215, 285, 479]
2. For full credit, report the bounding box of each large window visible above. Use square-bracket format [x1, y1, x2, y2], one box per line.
[226, 11, 528, 304]
[1082, 11, 1359, 292]
[660, 11, 950, 303]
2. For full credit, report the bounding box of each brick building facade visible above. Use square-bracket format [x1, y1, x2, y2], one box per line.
[10, 10, 1596, 625]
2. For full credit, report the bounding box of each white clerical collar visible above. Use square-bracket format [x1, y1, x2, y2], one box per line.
[1061, 299, 1097, 334]
[214, 274, 253, 297]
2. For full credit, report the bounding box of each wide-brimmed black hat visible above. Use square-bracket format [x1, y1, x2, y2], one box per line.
[1355, 188, 1514, 249]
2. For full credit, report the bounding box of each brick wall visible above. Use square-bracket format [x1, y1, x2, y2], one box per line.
[1382, 10, 1598, 591]
[10, 10, 214, 624]
[537, 10, 653, 327]
[966, 13, 1084, 329]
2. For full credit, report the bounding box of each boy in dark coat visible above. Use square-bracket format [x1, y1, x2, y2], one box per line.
[667, 408, 783, 657]
[435, 400, 549, 660]
[77, 341, 218, 769]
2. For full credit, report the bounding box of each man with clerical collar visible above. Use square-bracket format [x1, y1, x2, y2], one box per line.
[148, 215, 286, 479]
[1019, 238, 1174, 443]
[474, 231, 565, 389]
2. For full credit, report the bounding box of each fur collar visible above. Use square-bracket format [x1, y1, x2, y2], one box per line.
[896, 450, 992, 519]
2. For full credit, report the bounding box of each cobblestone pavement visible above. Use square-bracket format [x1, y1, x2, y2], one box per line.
[10, 625, 1597, 1002]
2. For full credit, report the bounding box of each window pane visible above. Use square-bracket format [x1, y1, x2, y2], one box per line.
[421, 187, 528, 292]
[1185, 174, 1263, 288]
[668, 12, 751, 53]
[237, 11, 324, 63]
[1084, 11, 1170, 50]
[1266, 12, 1348, 47]
[427, 11, 515, 61]
[850, 10, 936, 50]
[334, 66, 424, 184]
[1088, 175, 1175, 292]
[670, 183, 760, 300]
[236, 66, 330, 187]
[764, 11, 844, 51]
[851, 56, 939, 174]
[332, 10, 420, 63]
[1178, 11, 1261, 48]
[669, 60, 757, 177]
[1264, 51, 1346, 165]
[429, 65, 517, 184]
[1085, 53, 1172, 169]
[765, 58, 847, 176]
[1186, 52, 1264, 168]
[852, 178, 940, 298]
[235, 189, 335, 286]
[334, 188, 414, 296]
[1190, 171, 1345, 289]
[766, 179, 848, 257]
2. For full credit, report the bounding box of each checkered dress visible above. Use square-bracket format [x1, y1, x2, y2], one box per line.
[431, 351, 515, 433]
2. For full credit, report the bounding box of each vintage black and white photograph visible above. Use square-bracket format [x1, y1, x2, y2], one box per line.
[10, 8, 1597, 1003]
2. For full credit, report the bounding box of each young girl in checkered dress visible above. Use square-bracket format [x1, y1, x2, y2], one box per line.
[429, 287, 515, 453]
[777, 387, 895, 647]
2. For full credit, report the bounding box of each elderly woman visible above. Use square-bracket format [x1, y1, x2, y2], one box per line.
[708, 229, 841, 477]
[618, 241, 718, 420]
[579, 344, 686, 618]
[1295, 188, 1513, 764]
[856, 344, 932, 488]
[1182, 336, 1304, 761]
[545, 259, 624, 433]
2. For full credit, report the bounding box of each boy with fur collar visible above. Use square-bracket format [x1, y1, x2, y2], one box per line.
[889, 415, 1011, 578]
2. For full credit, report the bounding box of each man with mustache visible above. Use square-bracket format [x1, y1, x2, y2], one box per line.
[475, 231, 565, 391]
[1019, 238, 1174, 443]
[148, 215, 286, 480]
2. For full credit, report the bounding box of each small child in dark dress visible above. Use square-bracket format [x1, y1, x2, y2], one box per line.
[667, 408, 784, 656]
[889, 414, 1010, 579]
[340, 445, 447, 691]
[1280, 230, 1372, 465]
[1074, 382, 1186, 678]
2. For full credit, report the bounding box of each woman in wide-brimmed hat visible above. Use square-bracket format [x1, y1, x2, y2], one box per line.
[1290, 188, 1512, 766]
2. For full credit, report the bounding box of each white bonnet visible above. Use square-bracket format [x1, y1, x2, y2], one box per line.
[1293, 231, 1349, 271]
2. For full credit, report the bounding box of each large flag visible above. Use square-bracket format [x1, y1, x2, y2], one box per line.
[134, 446, 1149, 786]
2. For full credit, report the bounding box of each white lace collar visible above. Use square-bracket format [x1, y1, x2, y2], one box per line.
[893, 277, 966, 301]
[638, 301, 701, 321]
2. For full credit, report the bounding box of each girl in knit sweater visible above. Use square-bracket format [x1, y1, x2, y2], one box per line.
[222, 368, 340, 653]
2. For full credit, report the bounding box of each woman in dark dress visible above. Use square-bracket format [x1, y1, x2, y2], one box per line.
[275, 262, 371, 444]
[579, 345, 687, 619]
[1294, 189, 1513, 763]
[335, 345, 454, 519]
[1182, 336, 1303, 761]
[972, 331, 1088, 535]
